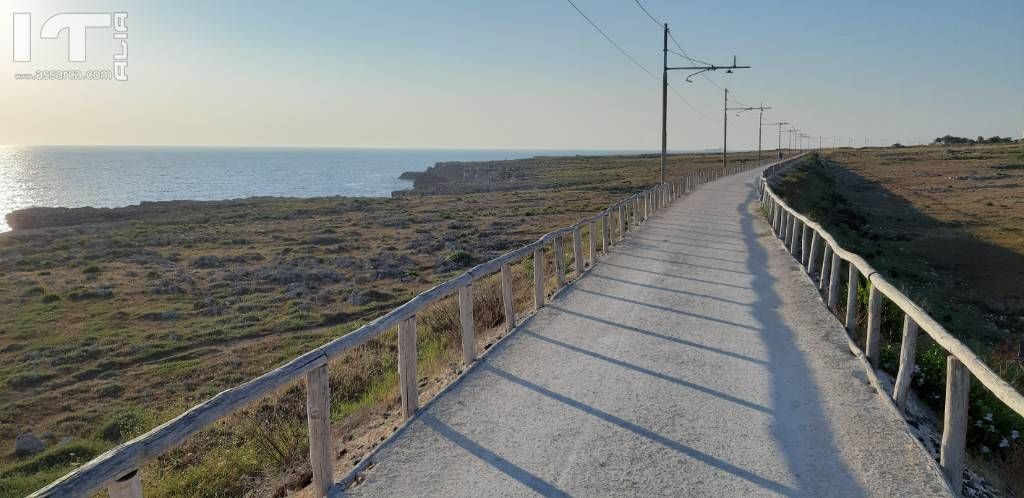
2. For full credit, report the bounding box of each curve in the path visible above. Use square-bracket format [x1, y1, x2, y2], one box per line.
[337, 170, 950, 498]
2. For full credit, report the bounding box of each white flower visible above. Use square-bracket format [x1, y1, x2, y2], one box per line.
[914, 365, 921, 373]
[999, 438, 1009, 448]
[984, 413, 993, 421]
[981, 446, 991, 453]
[988, 424, 997, 433]
[1012, 430, 1020, 440]
[975, 420, 984, 428]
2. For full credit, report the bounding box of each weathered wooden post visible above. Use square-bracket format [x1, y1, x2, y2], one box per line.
[807, 231, 821, 273]
[614, 204, 622, 238]
[553, 237, 565, 286]
[940, 356, 969, 495]
[845, 265, 859, 332]
[892, 315, 919, 413]
[107, 470, 143, 498]
[588, 222, 597, 267]
[827, 254, 841, 309]
[305, 363, 333, 497]
[533, 249, 545, 311]
[865, 284, 882, 366]
[790, 219, 798, 257]
[459, 285, 476, 364]
[819, 246, 832, 291]
[773, 203, 782, 235]
[501, 263, 515, 331]
[801, 225, 811, 266]
[398, 316, 418, 419]
[598, 212, 606, 249]
[572, 228, 584, 278]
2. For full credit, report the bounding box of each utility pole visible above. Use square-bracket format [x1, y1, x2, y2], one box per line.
[659, 39, 749, 182]
[725, 102, 771, 167]
[722, 88, 728, 169]
[774, 122, 789, 158]
[660, 23, 668, 184]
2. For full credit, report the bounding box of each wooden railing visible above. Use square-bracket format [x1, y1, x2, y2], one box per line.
[757, 156, 1024, 494]
[32, 158, 763, 497]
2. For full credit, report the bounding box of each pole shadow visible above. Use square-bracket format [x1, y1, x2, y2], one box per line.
[420, 413, 572, 497]
[735, 179, 867, 496]
[481, 364, 799, 495]
[547, 304, 768, 366]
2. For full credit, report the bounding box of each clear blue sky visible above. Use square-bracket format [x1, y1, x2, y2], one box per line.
[1, 0, 1021, 149]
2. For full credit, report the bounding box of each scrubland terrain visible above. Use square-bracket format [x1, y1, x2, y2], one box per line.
[772, 143, 1024, 494]
[0, 150, 760, 496]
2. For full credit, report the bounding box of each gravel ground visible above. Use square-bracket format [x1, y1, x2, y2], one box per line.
[339, 170, 952, 497]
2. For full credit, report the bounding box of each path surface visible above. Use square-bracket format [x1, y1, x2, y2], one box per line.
[340, 170, 950, 497]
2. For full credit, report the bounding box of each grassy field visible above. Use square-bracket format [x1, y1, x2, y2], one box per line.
[770, 143, 1024, 494]
[0, 150, 761, 496]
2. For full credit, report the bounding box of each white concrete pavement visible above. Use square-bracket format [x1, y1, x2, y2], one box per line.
[339, 169, 950, 497]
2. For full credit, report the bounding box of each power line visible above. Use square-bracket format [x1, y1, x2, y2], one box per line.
[563, 0, 658, 80]
[564, 0, 720, 122]
[631, 0, 661, 27]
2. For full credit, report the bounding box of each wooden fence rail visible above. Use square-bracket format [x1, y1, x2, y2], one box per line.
[758, 155, 1024, 495]
[32, 159, 764, 497]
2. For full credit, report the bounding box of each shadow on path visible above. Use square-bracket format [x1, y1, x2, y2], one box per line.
[482, 364, 799, 495]
[421, 413, 572, 497]
[598, 261, 752, 290]
[520, 329, 772, 414]
[735, 179, 867, 496]
[574, 288, 760, 332]
[547, 304, 768, 366]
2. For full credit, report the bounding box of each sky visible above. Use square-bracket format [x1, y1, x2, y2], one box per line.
[0, 0, 1021, 150]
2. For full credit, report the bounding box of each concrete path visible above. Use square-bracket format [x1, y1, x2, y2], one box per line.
[341, 170, 950, 497]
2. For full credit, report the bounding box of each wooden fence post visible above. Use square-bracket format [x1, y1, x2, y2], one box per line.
[107, 470, 142, 498]
[305, 364, 333, 497]
[845, 264, 859, 332]
[398, 316, 418, 419]
[501, 263, 515, 331]
[588, 222, 597, 267]
[893, 315, 919, 413]
[801, 225, 811, 266]
[533, 248, 545, 311]
[807, 231, 821, 273]
[819, 246, 832, 291]
[827, 254, 842, 309]
[865, 284, 882, 366]
[553, 237, 565, 286]
[790, 219, 801, 257]
[619, 204, 626, 235]
[773, 203, 782, 235]
[603, 213, 611, 249]
[572, 229, 584, 278]
[940, 355, 969, 494]
[459, 285, 476, 364]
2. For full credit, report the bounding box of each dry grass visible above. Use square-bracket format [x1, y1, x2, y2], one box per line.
[0, 150, 762, 496]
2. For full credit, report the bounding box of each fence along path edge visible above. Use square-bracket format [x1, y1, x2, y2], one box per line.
[758, 155, 1024, 494]
[31, 158, 763, 497]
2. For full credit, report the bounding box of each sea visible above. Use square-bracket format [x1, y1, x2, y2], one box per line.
[0, 146, 654, 232]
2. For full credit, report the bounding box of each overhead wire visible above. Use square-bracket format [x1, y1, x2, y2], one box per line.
[565, 0, 720, 122]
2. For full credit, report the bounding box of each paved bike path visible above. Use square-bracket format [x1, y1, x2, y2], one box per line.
[339, 170, 950, 497]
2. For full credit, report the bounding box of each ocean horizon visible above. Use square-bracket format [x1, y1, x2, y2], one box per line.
[0, 145, 707, 232]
